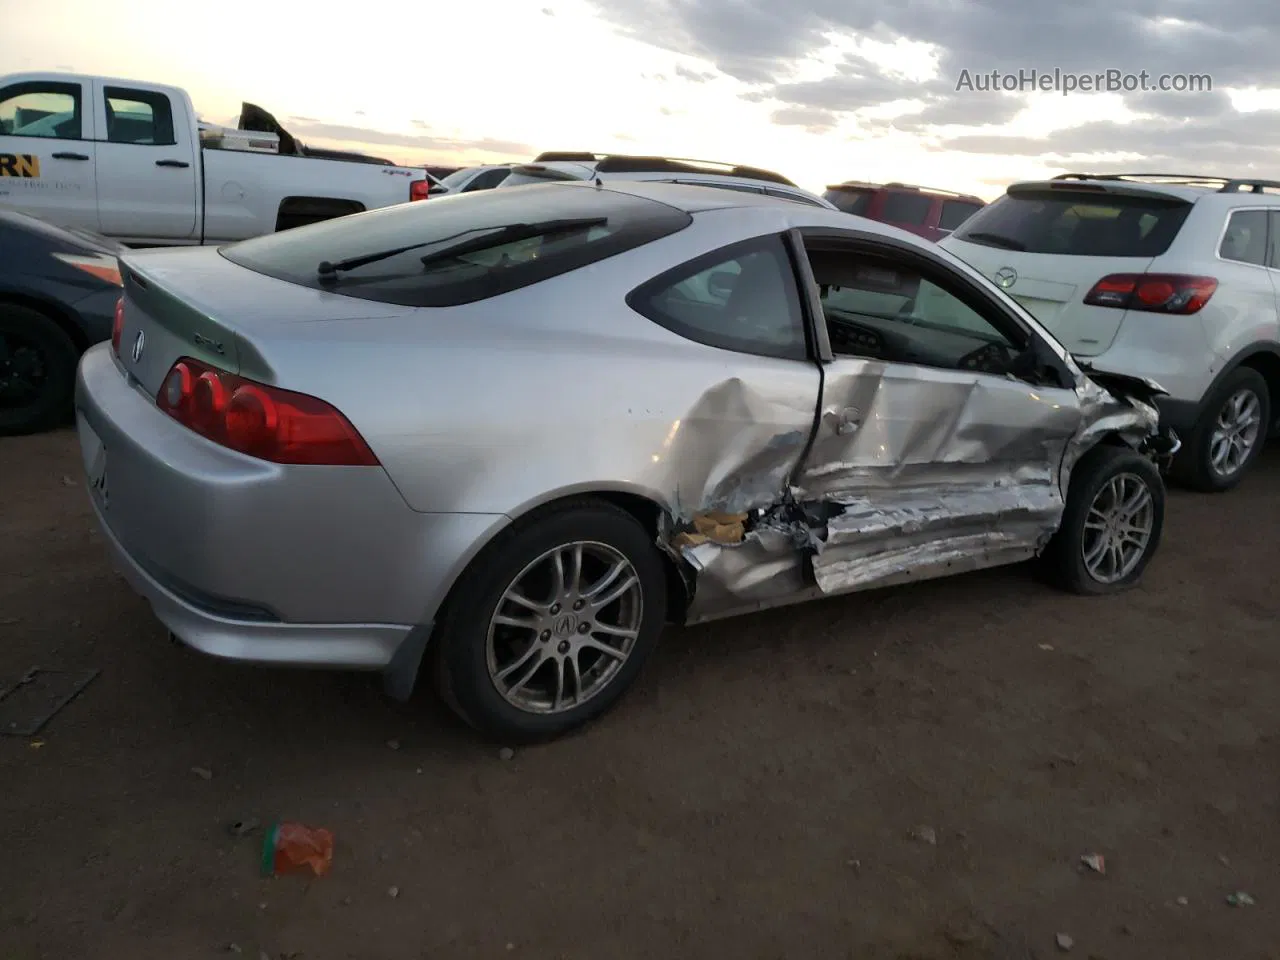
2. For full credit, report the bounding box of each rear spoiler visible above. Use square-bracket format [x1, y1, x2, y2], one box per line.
[1008, 180, 1195, 204]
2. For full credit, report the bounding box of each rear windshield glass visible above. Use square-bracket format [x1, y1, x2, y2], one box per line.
[951, 189, 1192, 256]
[881, 192, 933, 225]
[824, 188, 874, 216]
[220, 183, 692, 307]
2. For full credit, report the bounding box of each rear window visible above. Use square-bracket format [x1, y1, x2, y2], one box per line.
[881, 192, 933, 225]
[220, 183, 692, 308]
[824, 187, 874, 216]
[939, 199, 983, 231]
[952, 189, 1192, 257]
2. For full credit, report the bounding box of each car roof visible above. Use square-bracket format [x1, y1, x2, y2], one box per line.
[826, 180, 985, 204]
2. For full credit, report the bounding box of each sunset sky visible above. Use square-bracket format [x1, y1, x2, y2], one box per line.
[3, 0, 1274, 201]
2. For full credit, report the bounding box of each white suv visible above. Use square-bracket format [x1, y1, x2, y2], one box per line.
[940, 173, 1280, 491]
[497, 152, 838, 210]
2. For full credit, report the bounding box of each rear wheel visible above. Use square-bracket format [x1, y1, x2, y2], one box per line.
[433, 500, 667, 742]
[1172, 367, 1269, 492]
[1044, 444, 1164, 595]
[0, 304, 79, 436]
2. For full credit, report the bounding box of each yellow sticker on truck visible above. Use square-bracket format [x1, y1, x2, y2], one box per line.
[0, 154, 41, 177]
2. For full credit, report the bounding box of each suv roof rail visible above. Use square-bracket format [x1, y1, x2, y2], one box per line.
[1051, 172, 1280, 195]
[1218, 178, 1280, 194]
[531, 151, 602, 162]
[884, 181, 981, 200]
[592, 154, 796, 186]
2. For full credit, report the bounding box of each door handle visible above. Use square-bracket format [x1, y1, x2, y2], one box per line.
[155, 159, 190, 168]
[51, 152, 89, 161]
[835, 406, 862, 435]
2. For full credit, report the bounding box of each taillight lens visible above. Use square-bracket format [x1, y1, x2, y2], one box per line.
[156, 357, 379, 466]
[409, 179, 430, 201]
[111, 297, 125, 355]
[1083, 273, 1217, 314]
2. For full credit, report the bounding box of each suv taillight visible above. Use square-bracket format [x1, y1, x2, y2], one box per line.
[156, 357, 380, 466]
[111, 297, 124, 355]
[1083, 273, 1217, 314]
[410, 179, 430, 201]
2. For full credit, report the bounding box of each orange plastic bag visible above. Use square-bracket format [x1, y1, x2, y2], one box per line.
[261, 821, 334, 877]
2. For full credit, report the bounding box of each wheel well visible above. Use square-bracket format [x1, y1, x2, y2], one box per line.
[1237, 351, 1280, 416]
[274, 196, 365, 232]
[0, 293, 90, 353]
[585, 491, 691, 623]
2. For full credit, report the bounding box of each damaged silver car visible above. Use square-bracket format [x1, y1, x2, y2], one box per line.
[74, 180, 1177, 741]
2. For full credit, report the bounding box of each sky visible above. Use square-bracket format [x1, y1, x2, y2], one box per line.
[2, 0, 1277, 201]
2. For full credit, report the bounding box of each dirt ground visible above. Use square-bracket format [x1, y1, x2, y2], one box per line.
[1, 428, 1278, 960]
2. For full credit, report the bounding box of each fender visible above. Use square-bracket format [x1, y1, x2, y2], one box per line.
[1155, 341, 1280, 433]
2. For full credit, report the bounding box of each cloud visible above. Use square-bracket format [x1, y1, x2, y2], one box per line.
[770, 105, 838, 133]
[286, 120, 534, 159]
[937, 105, 1280, 172]
[585, 0, 1278, 164]
[674, 63, 718, 83]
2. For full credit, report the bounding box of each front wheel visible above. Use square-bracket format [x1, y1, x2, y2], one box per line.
[0, 304, 80, 436]
[433, 500, 668, 743]
[1045, 445, 1165, 595]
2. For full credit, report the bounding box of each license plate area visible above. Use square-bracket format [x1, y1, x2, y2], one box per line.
[78, 417, 109, 508]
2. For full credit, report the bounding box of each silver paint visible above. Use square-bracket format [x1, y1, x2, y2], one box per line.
[73, 181, 1168, 698]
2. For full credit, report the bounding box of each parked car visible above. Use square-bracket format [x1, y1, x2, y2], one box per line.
[823, 181, 986, 242]
[940, 172, 1280, 492]
[423, 165, 461, 182]
[0, 72, 435, 245]
[0, 205, 125, 434]
[430, 163, 518, 196]
[497, 152, 838, 208]
[76, 181, 1174, 741]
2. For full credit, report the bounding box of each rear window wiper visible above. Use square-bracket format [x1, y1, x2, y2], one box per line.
[960, 230, 1026, 251]
[316, 217, 608, 281]
[416, 217, 608, 270]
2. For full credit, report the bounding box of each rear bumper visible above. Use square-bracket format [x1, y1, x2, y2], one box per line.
[74, 341, 507, 673]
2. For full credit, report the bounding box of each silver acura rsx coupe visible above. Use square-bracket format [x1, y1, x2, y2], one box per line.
[75, 180, 1178, 741]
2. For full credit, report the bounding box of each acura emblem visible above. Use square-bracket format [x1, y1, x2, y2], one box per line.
[994, 266, 1017, 289]
[131, 330, 146, 363]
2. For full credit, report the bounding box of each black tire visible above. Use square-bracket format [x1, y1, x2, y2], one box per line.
[1171, 366, 1270, 492]
[0, 304, 80, 436]
[1044, 444, 1165, 595]
[432, 499, 668, 743]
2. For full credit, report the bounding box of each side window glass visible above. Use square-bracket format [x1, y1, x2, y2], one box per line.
[1219, 209, 1268, 266]
[806, 246, 1026, 376]
[1270, 212, 1280, 269]
[629, 235, 808, 360]
[880, 192, 932, 225]
[939, 200, 983, 231]
[0, 82, 81, 140]
[465, 168, 508, 191]
[103, 87, 176, 145]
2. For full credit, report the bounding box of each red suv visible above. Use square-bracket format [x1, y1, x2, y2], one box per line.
[822, 181, 986, 242]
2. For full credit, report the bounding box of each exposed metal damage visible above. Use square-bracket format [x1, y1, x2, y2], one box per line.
[659, 365, 1174, 625]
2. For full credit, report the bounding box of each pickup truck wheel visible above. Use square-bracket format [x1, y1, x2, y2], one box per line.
[0, 305, 79, 436]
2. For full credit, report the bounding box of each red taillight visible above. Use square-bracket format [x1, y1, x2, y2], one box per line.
[156, 357, 379, 466]
[111, 297, 125, 355]
[410, 179, 431, 201]
[1083, 273, 1217, 314]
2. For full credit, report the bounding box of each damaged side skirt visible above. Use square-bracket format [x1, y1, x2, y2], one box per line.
[666, 484, 1062, 624]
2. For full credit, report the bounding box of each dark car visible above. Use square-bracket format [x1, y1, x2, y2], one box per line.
[0, 206, 124, 435]
[822, 181, 986, 242]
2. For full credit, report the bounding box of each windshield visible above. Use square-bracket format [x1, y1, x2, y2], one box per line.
[951, 189, 1192, 257]
[220, 183, 692, 308]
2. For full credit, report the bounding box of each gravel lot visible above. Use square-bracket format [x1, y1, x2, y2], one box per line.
[2, 427, 1278, 960]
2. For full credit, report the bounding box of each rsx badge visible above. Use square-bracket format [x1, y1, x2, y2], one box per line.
[0, 153, 40, 177]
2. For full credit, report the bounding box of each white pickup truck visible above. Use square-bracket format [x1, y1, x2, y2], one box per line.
[0, 72, 434, 245]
